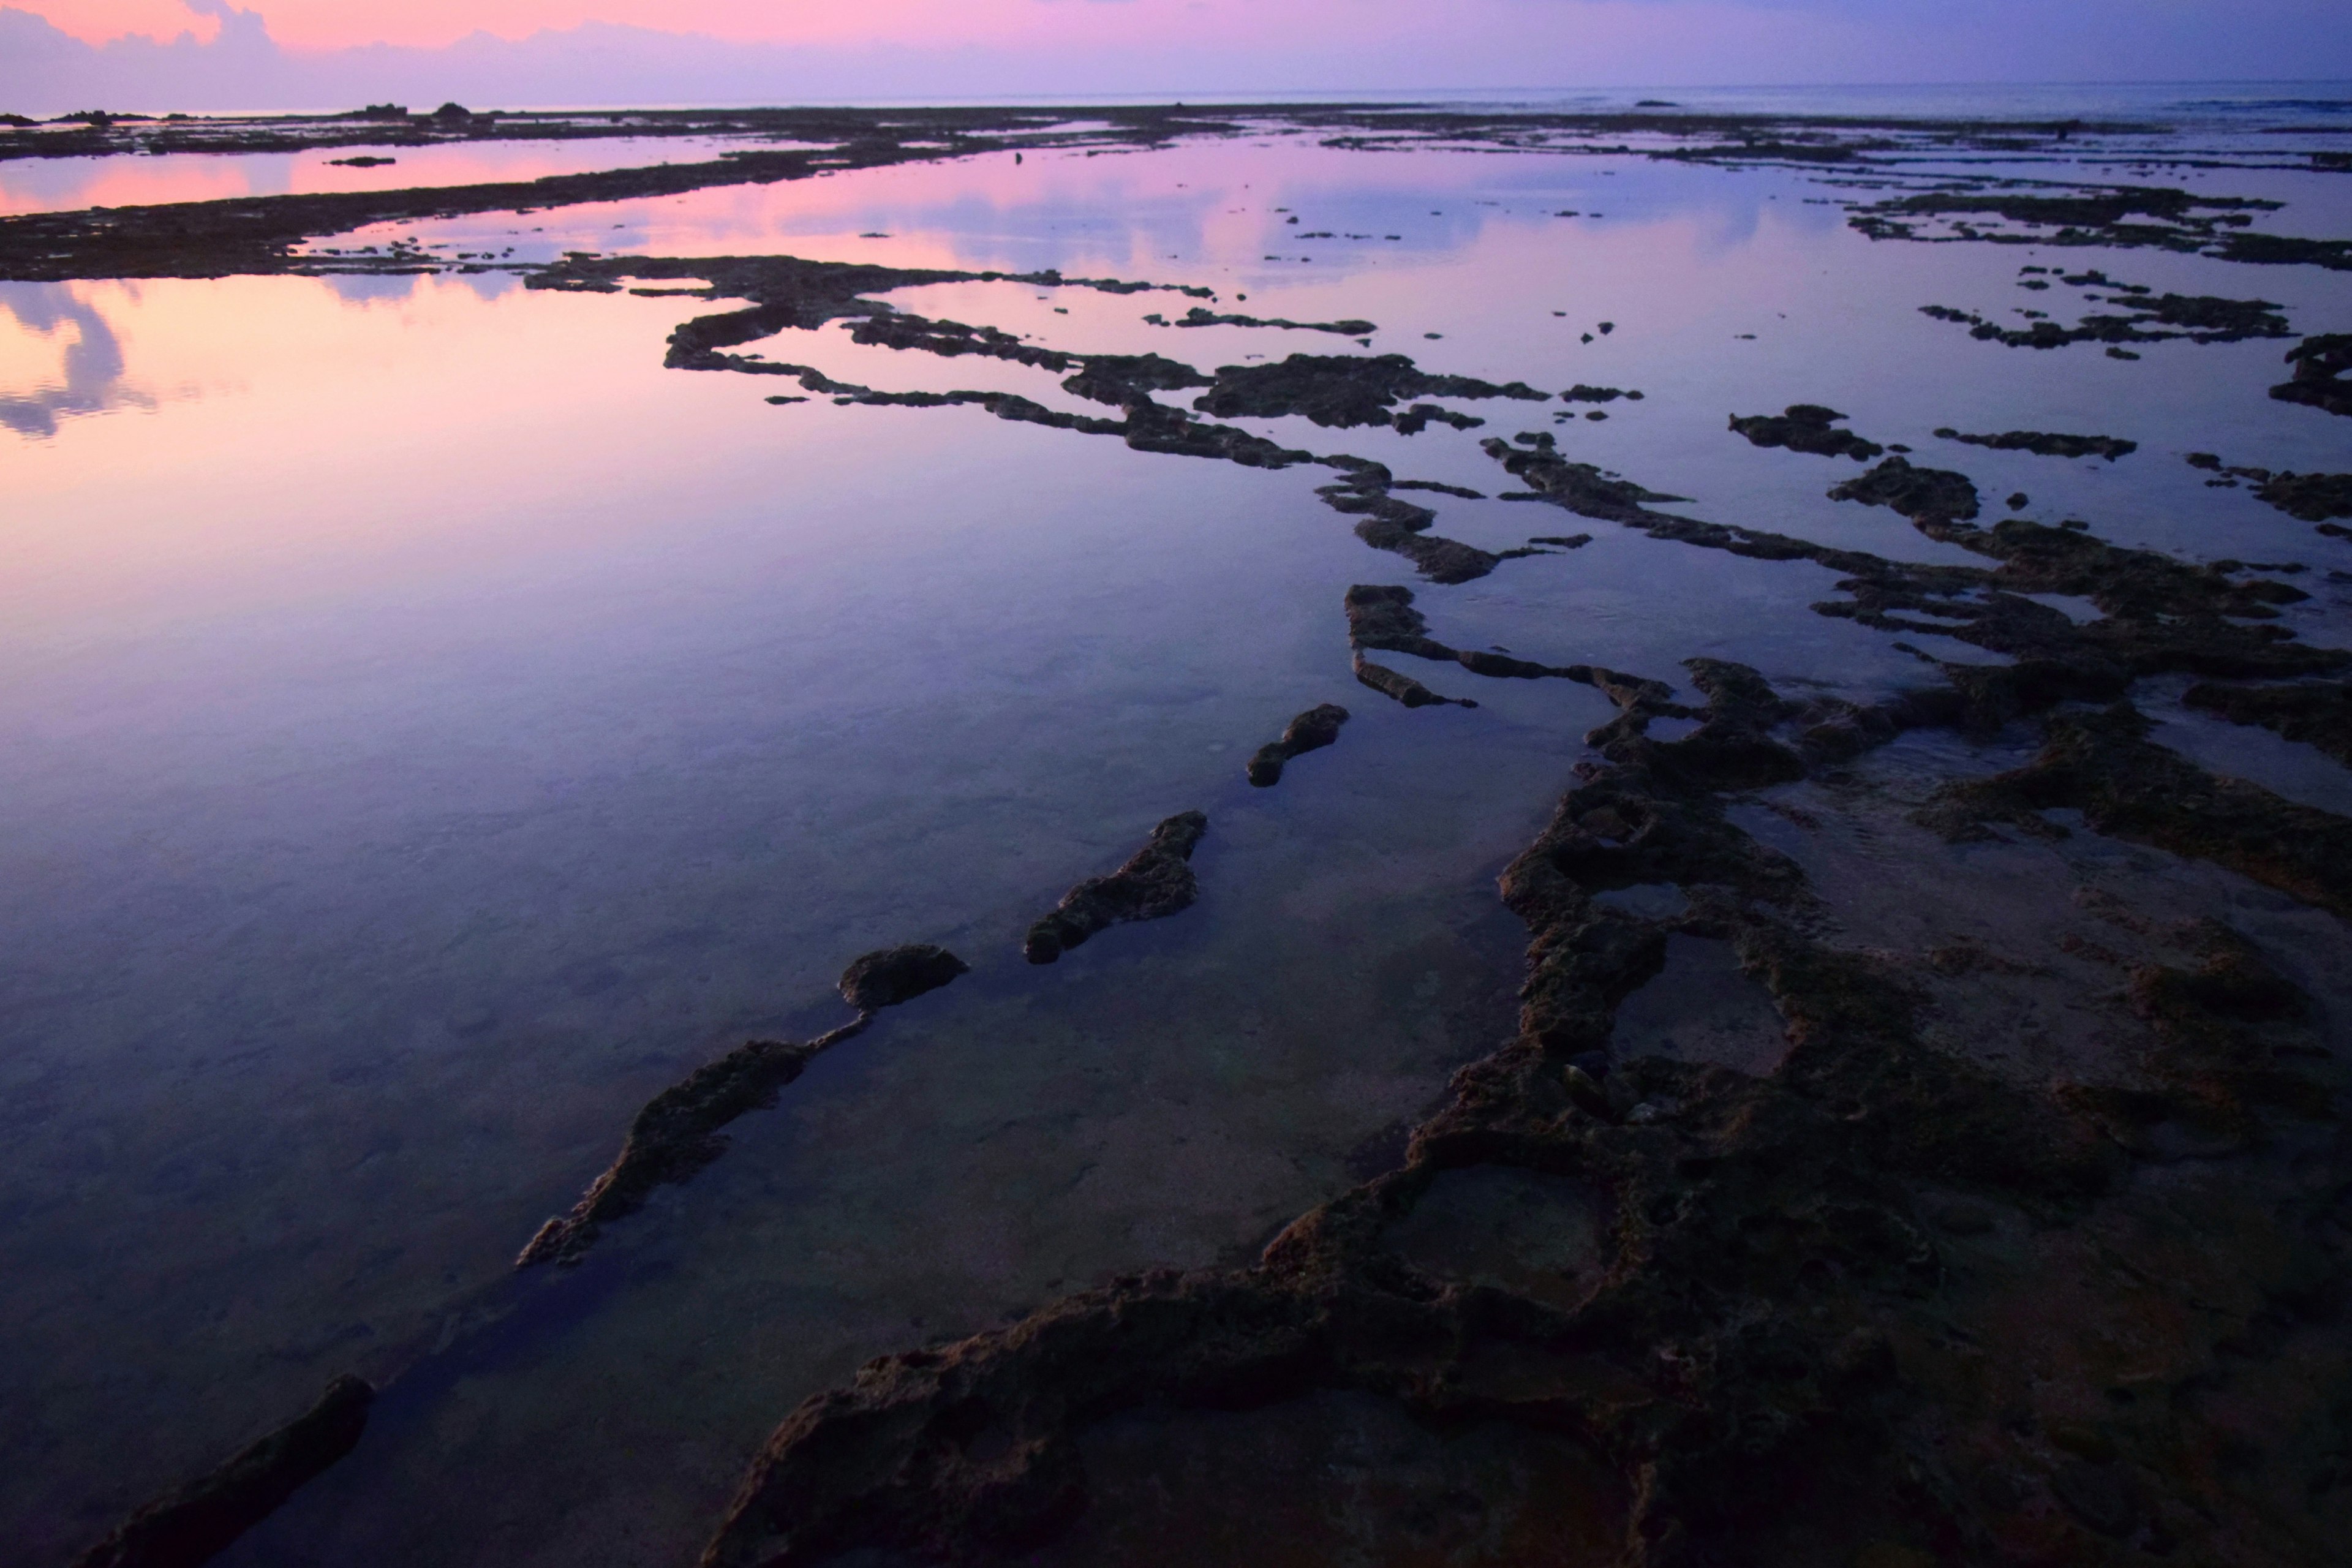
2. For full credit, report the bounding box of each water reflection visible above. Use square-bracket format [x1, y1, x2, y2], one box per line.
[0, 282, 150, 437]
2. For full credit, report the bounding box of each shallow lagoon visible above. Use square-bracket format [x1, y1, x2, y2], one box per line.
[5, 104, 2352, 1564]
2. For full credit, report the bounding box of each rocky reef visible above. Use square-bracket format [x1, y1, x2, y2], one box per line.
[1936, 428, 2137, 461]
[1730, 404, 1885, 460]
[1246, 704, 1351, 787]
[2274, 334, 2352, 418]
[516, 944, 968, 1266]
[1023, 813, 1210, 964]
[698, 645, 2352, 1568]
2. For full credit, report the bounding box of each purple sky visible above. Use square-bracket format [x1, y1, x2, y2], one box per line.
[4, 1, 2349, 113]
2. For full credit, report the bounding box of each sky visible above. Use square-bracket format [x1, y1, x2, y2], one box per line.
[4, 1, 2350, 113]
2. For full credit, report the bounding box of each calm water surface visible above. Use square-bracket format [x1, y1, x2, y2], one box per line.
[4, 123, 2350, 1563]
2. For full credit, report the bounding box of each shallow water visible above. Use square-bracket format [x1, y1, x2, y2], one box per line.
[5, 113, 2351, 1564]
[0, 135, 796, 217]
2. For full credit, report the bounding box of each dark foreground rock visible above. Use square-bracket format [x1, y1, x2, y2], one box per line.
[74, 1376, 372, 1568]
[1729, 404, 1884, 460]
[1246, 704, 1350, 786]
[1023, 813, 1209, 963]
[1919, 703, 2352, 918]
[699, 653, 2352, 1568]
[518, 944, 967, 1265]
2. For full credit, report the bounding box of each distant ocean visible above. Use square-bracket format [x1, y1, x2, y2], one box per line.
[783, 80, 2352, 132]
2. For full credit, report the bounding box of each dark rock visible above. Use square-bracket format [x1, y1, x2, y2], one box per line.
[1245, 703, 1351, 786]
[1828, 456, 1982, 521]
[1914, 294, 2291, 350]
[2271, 334, 2352, 418]
[839, 944, 970, 1011]
[72, 1376, 373, 1568]
[1729, 404, 1884, 461]
[1193, 353, 1548, 429]
[1920, 704, 2352, 918]
[2183, 680, 2352, 765]
[1317, 466, 1503, 584]
[1344, 583, 1578, 681]
[516, 941, 939, 1265]
[1023, 813, 1209, 963]
[1152, 305, 1376, 334]
[1351, 654, 1476, 709]
[1935, 427, 2136, 461]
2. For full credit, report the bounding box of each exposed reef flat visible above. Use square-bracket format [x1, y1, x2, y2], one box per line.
[699, 647, 2352, 1568]
[1023, 813, 1210, 964]
[74, 1375, 373, 1568]
[516, 944, 967, 1266]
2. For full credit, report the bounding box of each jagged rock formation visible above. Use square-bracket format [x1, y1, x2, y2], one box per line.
[699, 653, 2352, 1568]
[1023, 813, 1210, 964]
[1246, 704, 1351, 786]
[1729, 404, 1885, 460]
[516, 944, 969, 1266]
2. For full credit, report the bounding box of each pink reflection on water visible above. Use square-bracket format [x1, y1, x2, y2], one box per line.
[0, 134, 792, 217]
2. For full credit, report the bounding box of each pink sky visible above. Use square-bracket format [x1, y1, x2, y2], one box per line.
[28, 0, 1385, 51]
[12, 0, 2349, 96]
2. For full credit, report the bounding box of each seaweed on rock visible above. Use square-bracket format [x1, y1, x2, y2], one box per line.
[1023, 813, 1210, 964]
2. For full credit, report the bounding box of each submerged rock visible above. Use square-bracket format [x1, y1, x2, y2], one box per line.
[1246, 703, 1350, 786]
[73, 1376, 373, 1568]
[2183, 679, 2352, 765]
[1023, 813, 1209, 963]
